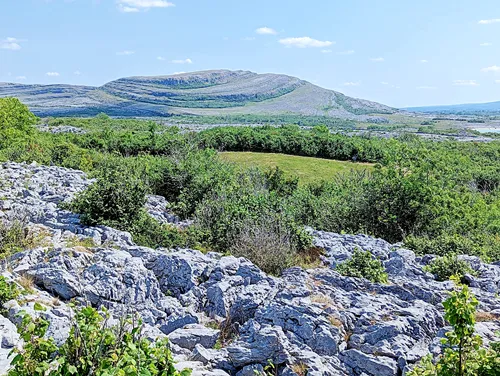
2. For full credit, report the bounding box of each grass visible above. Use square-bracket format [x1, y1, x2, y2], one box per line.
[220, 152, 374, 184]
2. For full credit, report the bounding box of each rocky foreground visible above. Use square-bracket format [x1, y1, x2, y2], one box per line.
[0, 161, 498, 376]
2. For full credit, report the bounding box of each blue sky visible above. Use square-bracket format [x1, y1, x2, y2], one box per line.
[1, 0, 500, 108]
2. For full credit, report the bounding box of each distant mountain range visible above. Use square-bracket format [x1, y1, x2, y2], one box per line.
[407, 101, 500, 114]
[0, 70, 395, 119]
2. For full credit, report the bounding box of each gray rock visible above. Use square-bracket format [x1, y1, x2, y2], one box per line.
[169, 324, 220, 350]
[342, 349, 398, 376]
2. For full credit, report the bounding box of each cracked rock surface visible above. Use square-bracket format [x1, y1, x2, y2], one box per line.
[0, 161, 499, 376]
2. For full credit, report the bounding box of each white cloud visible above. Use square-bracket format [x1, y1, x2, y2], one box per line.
[453, 80, 479, 86]
[119, 5, 140, 12]
[46, 72, 60, 77]
[15, 76, 27, 81]
[173, 71, 186, 75]
[157, 56, 166, 61]
[370, 57, 385, 62]
[117, 50, 135, 55]
[343, 82, 360, 86]
[480, 42, 493, 46]
[478, 18, 500, 24]
[242, 37, 256, 41]
[338, 50, 354, 55]
[482, 65, 500, 72]
[420, 59, 428, 63]
[496, 80, 500, 83]
[117, 0, 175, 12]
[172, 58, 192, 64]
[255, 27, 277, 35]
[74, 70, 81, 76]
[279, 37, 334, 48]
[416, 86, 437, 90]
[321, 49, 332, 53]
[0, 37, 22, 50]
[381, 81, 389, 85]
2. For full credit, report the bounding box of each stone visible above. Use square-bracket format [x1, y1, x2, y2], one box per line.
[169, 325, 220, 350]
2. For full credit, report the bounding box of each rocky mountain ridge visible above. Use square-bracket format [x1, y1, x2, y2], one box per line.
[0, 70, 395, 120]
[0, 161, 498, 376]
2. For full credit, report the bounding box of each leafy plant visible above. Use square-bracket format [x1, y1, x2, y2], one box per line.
[423, 254, 477, 282]
[8, 305, 191, 376]
[70, 158, 148, 228]
[0, 276, 20, 308]
[408, 285, 500, 376]
[336, 249, 388, 283]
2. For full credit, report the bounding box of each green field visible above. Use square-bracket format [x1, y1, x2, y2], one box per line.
[220, 152, 374, 184]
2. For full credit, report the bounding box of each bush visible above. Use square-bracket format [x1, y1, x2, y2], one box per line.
[0, 276, 19, 308]
[70, 158, 148, 228]
[0, 97, 37, 140]
[229, 215, 299, 276]
[336, 249, 388, 283]
[9, 305, 191, 376]
[192, 172, 312, 274]
[408, 285, 499, 376]
[423, 254, 476, 282]
[130, 211, 191, 249]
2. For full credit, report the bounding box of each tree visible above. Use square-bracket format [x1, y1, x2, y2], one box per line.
[0, 97, 37, 137]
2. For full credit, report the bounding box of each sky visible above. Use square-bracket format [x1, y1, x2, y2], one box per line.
[1, 0, 500, 108]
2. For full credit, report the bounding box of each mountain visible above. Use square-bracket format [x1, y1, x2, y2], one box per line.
[0, 70, 395, 119]
[406, 101, 500, 114]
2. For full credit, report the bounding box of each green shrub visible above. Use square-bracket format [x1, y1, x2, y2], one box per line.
[0, 98, 37, 142]
[336, 249, 388, 283]
[130, 211, 191, 249]
[9, 305, 191, 376]
[423, 254, 476, 282]
[408, 285, 500, 376]
[70, 158, 148, 228]
[0, 276, 19, 307]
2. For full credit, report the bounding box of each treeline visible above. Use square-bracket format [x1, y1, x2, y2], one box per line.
[197, 125, 386, 162]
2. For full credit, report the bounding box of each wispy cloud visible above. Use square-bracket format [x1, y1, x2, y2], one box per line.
[338, 50, 354, 55]
[419, 59, 428, 63]
[482, 65, 500, 72]
[74, 71, 81, 76]
[321, 49, 332, 53]
[453, 80, 479, 86]
[343, 81, 360, 86]
[157, 56, 166, 61]
[46, 72, 60, 77]
[480, 42, 493, 46]
[242, 37, 256, 41]
[117, 0, 175, 12]
[416, 86, 437, 90]
[381, 81, 400, 88]
[370, 57, 385, 62]
[117, 50, 135, 56]
[172, 58, 192, 64]
[0, 37, 23, 50]
[496, 80, 500, 83]
[15, 76, 27, 81]
[255, 27, 277, 35]
[478, 18, 500, 24]
[279, 37, 334, 48]
[173, 71, 186, 75]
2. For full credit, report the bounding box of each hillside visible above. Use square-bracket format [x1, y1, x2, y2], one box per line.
[0, 70, 395, 120]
